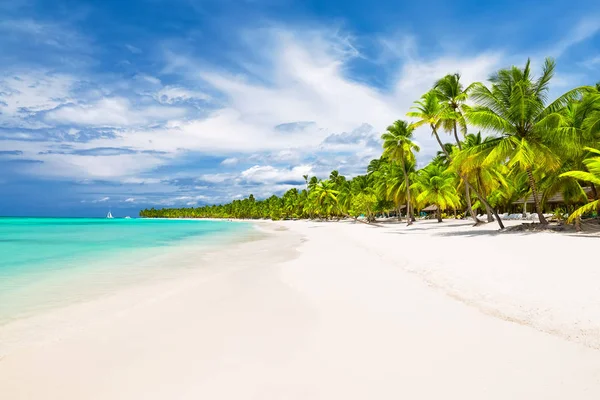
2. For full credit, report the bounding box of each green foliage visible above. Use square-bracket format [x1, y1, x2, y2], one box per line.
[349, 192, 378, 221]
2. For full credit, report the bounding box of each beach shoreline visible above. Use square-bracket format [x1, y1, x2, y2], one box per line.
[1, 219, 600, 399]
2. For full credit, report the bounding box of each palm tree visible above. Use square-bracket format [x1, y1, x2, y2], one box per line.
[312, 181, 339, 218]
[553, 92, 600, 200]
[560, 147, 600, 222]
[413, 164, 461, 222]
[433, 73, 490, 221]
[308, 176, 319, 191]
[433, 73, 474, 146]
[381, 120, 420, 225]
[350, 175, 377, 222]
[452, 133, 509, 221]
[408, 91, 505, 228]
[466, 57, 589, 224]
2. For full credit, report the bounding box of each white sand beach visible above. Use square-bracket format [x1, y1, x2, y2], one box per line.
[1, 220, 600, 399]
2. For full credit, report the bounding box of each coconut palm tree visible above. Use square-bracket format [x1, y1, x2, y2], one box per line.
[560, 147, 600, 222]
[413, 164, 462, 222]
[312, 180, 339, 218]
[381, 120, 420, 225]
[433, 73, 490, 221]
[408, 91, 505, 228]
[466, 57, 589, 224]
[452, 133, 509, 221]
[553, 92, 600, 200]
[433, 73, 474, 145]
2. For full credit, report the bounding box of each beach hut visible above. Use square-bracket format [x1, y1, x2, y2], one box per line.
[420, 204, 439, 218]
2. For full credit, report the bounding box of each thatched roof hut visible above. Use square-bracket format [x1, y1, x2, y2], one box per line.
[421, 204, 439, 212]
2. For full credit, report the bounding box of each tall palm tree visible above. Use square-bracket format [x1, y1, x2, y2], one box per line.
[413, 164, 462, 222]
[466, 57, 589, 224]
[433, 73, 474, 146]
[381, 120, 420, 225]
[433, 73, 489, 221]
[408, 91, 505, 228]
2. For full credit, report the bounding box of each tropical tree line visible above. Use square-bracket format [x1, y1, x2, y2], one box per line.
[140, 58, 600, 228]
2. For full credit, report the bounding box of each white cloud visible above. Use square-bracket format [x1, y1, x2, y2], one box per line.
[154, 86, 210, 104]
[240, 164, 312, 184]
[124, 198, 135, 203]
[198, 173, 236, 183]
[92, 196, 110, 203]
[5, 27, 505, 184]
[135, 74, 161, 85]
[0, 19, 88, 50]
[220, 157, 239, 166]
[0, 72, 74, 128]
[45, 97, 188, 127]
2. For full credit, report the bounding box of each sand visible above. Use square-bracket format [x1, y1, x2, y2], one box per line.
[1, 219, 600, 399]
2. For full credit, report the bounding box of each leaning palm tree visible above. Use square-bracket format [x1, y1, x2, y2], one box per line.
[381, 120, 420, 225]
[413, 164, 462, 222]
[452, 133, 509, 222]
[466, 57, 589, 224]
[560, 147, 600, 222]
[408, 91, 505, 228]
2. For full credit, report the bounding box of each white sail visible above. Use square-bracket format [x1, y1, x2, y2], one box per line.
[107, 211, 113, 219]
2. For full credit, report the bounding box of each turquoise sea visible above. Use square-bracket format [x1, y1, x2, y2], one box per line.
[0, 217, 253, 324]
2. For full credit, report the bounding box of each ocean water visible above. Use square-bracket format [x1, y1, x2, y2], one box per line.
[0, 217, 253, 324]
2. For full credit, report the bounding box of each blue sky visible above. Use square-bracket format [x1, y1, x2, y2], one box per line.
[1, 0, 599, 217]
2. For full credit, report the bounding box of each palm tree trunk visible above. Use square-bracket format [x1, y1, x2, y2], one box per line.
[591, 183, 599, 201]
[464, 185, 478, 221]
[401, 160, 413, 226]
[452, 121, 479, 223]
[397, 205, 402, 221]
[452, 123, 462, 150]
[436, 206, 442, 223]
[526, 167, 548, 224]
[432, 125, 504, 228]
[475, 171, 494, 222]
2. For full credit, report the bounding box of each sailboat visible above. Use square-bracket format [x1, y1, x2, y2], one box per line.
[106, 210, 114, 219]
